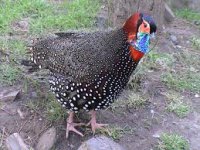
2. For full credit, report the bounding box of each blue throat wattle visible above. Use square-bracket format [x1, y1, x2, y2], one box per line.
[130, 32, 150, 54]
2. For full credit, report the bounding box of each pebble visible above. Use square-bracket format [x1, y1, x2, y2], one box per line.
[170, 35, 179, 45]
[36, 127, 56, 150]
[195, 94, 199, 98]
[78, 136, 126, 150]
[176, 45, 182, 49]
[194, 20, 200, 26]
[152, 130, 163, 138]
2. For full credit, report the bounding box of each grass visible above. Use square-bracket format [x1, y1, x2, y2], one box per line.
[158, 133, 189, 150]
[0, 63, 22, 85]
[0, 39, 26, 61]
[0, 0, 100, 86]
[144, 50, 174, 69]
[176, 8, 200, 22]
[99, 125, 134, 140]
[111, 91, 147, 111]
[0, 0, 100, 35]
[162, 50, 200, 93]
[162, 72, 200, 93]
[163, 91, 190, 118]
[45, 93, 67, 122]
[191, 37, 200, 49]
[26, 90, 67, 123]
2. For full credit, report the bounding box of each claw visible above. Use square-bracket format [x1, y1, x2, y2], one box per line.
[66, 112, 85, 138]
[87, 110, 108, 134]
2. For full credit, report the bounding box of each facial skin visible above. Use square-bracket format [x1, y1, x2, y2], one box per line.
[138, 20, 150, 34]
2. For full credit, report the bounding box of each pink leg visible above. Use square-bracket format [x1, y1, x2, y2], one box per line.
[66, 112, 85, 138]
[87, 110, 108, 133]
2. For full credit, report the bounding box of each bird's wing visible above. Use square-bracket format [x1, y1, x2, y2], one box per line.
[31, 29, 127, 83]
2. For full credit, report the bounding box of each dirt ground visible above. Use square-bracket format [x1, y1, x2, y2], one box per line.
[0, 12, 200, 150]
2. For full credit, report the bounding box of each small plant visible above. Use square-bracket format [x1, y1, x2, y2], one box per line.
[111, 91, 147, 111]
[158, 133, 189, 150]
[26, 91, 67, 122]
[0, 0, 100, 34]
[176, 8, 200, 22]
[45, 93, 67, 122]
[0, 64, 21, 85]
[163, 91, 190, 118]
[0, 39, 26, 61]
[99, 125, 134, 140]
[191, 37, 200, 49]
[144, 51, 174, 69]
[167, 101, 190, 118]
[162, 72, 200, 93]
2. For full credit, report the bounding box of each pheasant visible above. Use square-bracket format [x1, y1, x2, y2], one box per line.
[30, 12, 157, 138]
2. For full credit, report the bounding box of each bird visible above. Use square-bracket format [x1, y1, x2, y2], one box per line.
[29, 12, 157, 138]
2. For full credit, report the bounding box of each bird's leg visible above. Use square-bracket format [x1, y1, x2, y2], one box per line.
[87, 110, 108, 134]
[66, 112, 85, 138]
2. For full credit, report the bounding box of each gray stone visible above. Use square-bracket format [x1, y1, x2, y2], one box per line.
[194, 20, 200, 26]
[78, 136, 126, 150]
[170, 35, 179, 45]
[152, 130, 163, 138]
[6, 133, 33, 150]
[164, 3, 175, 23]
[35, 127, 56, 150]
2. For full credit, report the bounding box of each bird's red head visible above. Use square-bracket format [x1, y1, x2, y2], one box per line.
[123, 12, 157, 62]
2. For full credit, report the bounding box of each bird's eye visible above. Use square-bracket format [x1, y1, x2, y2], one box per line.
[144, 24, 147, 28]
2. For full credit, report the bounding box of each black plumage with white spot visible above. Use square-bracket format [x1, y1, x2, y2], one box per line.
[30, 29, 138, 113]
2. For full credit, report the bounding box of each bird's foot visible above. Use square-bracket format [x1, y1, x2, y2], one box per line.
[87, 110, 108, 134]
[87, 120, 108, 133]
[66, 122, 84, 138]
[66, 112, 85, 138]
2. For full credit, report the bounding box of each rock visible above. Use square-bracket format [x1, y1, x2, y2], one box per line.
[176, 45, 182, 49]
[6, 133, 33, 150]
[164, 3, 175, 23]
[152, 130, 163, 138]
[186, 40, 190, 44]
[0, 87, 21, 102]
[35, 127, 56, 150]
[170, 35, 178, 45]
[195, 94, 199, 98]
[194, 20, 200, 26]
[78, 136, 126, 150]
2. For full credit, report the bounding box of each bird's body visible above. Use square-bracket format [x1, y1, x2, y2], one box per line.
[30, 12, 157, 137]
[32, 29, 138, 112]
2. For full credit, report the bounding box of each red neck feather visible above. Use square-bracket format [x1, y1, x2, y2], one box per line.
[123, 12, 144, 62]
[123, 12, 140, 40]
